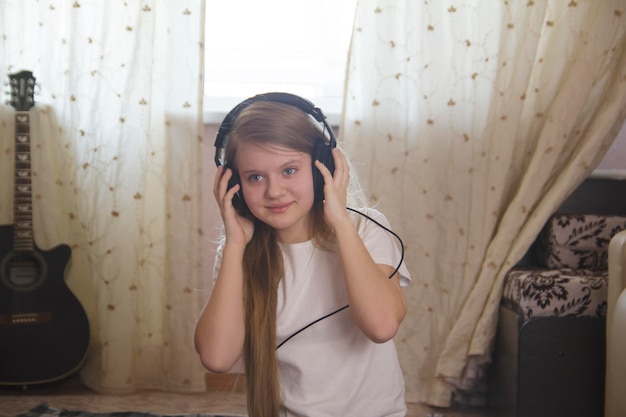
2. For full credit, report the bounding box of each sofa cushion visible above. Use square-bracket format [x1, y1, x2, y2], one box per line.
[535, 214, 626, 271]
[502, 267, 608, 320]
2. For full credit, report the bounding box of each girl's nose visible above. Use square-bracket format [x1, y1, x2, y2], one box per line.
[265, 178, 285, 199]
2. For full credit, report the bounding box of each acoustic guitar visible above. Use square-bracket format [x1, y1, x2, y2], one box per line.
[0, 70, 90, 386]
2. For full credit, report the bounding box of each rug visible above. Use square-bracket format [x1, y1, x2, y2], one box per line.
[15, 404, 245, 417]
[16, 403, 446, 417]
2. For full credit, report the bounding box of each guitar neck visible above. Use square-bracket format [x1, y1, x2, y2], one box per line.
[14, 110, 34, 252]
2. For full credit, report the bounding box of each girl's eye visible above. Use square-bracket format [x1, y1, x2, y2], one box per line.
[248, 174, 262, 182]
[284, 167, 296, 176]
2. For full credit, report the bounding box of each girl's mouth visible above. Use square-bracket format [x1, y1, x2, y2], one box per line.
[267, 202, 292, 213]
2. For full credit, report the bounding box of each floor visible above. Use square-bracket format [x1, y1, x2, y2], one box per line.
[0, 376, 498, 417]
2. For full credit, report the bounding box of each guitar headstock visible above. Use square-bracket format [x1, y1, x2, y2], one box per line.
[8, 70, 36, 111]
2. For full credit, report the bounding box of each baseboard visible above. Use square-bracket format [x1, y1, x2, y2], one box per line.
[204, 372, 246, 393]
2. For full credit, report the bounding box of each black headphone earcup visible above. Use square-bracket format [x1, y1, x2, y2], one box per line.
[224, 163, 251, 216]
[312, 140, 335, 202]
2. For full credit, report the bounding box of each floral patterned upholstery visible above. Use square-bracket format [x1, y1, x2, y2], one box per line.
[502, 268, 608, 320]
[535, 215, 626, 271]
[503, 214, 626, 320]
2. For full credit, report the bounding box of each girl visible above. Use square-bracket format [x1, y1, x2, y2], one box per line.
[194, 93, 411, 417]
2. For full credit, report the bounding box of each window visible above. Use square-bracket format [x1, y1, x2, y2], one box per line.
[204, 0, 357, 125]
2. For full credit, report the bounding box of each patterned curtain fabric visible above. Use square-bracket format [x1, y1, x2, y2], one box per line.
[0, 1, 207, 393]
[342, 0, 626, 406]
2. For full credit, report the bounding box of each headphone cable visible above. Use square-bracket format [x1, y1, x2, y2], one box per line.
[276, 207, 405, 349]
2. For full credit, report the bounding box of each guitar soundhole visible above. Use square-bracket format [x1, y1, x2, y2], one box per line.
[1, 253, 44, 291]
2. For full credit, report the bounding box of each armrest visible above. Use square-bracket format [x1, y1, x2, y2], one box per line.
[606, 287, 626, 417]
[607, 229, 626, 330]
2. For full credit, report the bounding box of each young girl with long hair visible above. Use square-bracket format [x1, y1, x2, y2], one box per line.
[194, 93, 411, 417]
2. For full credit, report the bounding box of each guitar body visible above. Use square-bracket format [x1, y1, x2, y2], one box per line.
[0, 224, 90, 385]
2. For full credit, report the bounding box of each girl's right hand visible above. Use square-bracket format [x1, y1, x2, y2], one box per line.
[213, 166, 255, 245]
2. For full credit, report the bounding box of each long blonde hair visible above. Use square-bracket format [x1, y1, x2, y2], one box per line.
[223, 100, 365, 417]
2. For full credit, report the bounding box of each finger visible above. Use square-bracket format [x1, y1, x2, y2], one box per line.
[213, 165, 226, 198]
[332, 147, 345, 167]
[214, 167, 238, 208]
[223, 183, 241, 210]
[314, 159, 333, 181]
[331, 148, 350, 187]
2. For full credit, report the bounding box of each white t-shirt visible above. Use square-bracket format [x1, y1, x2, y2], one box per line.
[213, 208, 411, 416]
[276, 208, 411, 417]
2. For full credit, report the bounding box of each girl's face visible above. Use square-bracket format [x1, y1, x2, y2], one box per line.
[235, 142, 315, 243]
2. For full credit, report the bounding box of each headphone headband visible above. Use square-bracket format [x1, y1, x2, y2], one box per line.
[214, 92, 336, 167]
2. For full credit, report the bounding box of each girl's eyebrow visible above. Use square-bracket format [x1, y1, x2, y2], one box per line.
[239, 159, 304, 176]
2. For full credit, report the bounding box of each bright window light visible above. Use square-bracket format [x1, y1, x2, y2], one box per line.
[204, 0, 357, 124]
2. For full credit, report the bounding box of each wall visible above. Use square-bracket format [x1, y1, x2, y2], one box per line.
[566, 119, 626, 214]
[595, 120, 626, 175]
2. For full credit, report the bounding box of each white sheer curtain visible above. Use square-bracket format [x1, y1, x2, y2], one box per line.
[0, 1, 207, 393]
[342, 0, 626, 406]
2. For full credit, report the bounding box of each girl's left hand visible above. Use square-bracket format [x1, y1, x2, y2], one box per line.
[314, 147, 351, 231]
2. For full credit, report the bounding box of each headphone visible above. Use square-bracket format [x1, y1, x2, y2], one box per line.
[214, 92, 337, 216]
